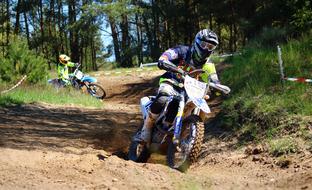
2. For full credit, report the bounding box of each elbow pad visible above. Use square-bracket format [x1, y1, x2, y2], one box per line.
[158, 60, 179, 73]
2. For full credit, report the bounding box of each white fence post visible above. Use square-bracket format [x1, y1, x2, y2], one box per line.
[277, 45, 285, 86]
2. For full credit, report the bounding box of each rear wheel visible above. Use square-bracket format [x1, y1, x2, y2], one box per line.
[167, 115, 204, 172]
[87, 83, 106, 99]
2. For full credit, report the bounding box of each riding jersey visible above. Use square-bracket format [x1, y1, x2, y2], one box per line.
[57, 61, 75, 84]
[158, 45, 217, 84]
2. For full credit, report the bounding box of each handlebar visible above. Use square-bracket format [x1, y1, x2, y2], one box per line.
[187, 69, 205, 77]
[178, 69, 205, 80]
[209, 82, 231, 95]
[186, 69, 231, 95]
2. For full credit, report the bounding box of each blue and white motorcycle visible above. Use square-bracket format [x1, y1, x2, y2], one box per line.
[128, 69, 230, 171]
[48, 64, 106, 99]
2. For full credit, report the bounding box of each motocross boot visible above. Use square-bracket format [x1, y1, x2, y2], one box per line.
[139, 111, 158, 145]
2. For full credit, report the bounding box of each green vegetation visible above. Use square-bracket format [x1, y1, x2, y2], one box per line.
[0, 85, 103, 108]
[0, 37, 48, 84]
[0, 96, 23, 107]
[268, 137, 298, 157]
[219, 32, 312, 155]
[0, 38, 104, 108]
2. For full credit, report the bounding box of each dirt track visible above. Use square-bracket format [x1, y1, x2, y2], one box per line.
[0, 70, 311, 190]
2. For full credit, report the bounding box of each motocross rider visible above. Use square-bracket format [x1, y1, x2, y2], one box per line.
[139, 29, 220, 144]
[57, 54, 77, 87]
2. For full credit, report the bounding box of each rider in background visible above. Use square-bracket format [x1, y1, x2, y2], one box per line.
[139, 29, 221, 144]
[57, 54, 77, 87]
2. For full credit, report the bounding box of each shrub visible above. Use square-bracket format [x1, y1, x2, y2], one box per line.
[0, 37, 48, 84]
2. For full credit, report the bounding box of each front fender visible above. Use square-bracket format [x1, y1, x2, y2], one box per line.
[191, 98, 210, 114]
[184, 100, 210, 122]
[82, 76, 97, 83]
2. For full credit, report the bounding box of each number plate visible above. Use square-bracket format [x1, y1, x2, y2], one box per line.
[184, 75, 207, 99]
[74, 70, 84, 80]
[184, 75, 210, 113]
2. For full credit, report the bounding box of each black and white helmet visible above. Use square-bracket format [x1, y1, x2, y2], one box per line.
[191, 29, 219, 67]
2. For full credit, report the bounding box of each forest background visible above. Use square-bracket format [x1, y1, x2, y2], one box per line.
[0, 0, 311, 84]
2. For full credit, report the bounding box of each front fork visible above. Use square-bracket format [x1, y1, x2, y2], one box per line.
[172, 93, 185, 146]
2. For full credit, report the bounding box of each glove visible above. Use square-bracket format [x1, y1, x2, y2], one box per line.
[177, 67, 186, 76]
[75, 62, 80, 68]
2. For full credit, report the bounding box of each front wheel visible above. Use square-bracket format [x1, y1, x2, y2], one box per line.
[167, 115, 204, 172]
[128, 141, 151, 163]
[128, 129, 151, 162]
[87, 83, 106, 99]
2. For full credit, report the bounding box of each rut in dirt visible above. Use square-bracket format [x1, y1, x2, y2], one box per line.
[0, 75, 161, 158]
[0, 105, 139, 153]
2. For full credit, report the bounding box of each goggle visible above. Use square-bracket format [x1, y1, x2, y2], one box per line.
[196, 39, 216, 51]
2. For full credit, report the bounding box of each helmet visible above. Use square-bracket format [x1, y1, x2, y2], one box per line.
[191, 29, 219, 67]
[59, 54, 71, 65]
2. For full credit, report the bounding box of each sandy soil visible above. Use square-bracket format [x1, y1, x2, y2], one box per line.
[0, 69, 311, 190]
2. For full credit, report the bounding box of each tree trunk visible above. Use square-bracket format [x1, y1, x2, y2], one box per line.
[68, 0, 79, 63]
[1, 3, 4, 55]
[6, 0, 10, 46]
[120, 15, 132, 67]
[143, 16, 153, 60]
[135, 13, 143, 66]
[23, 9, 30, 47]
[91, 38, 97, 71]
[39, 0, 46, 55]
[14, 0, 21, 35]
[151, 0, 160, 60]
[109, 16, 121, 65]
[48, 0, 58, 68]
[57, 0, 64, 54]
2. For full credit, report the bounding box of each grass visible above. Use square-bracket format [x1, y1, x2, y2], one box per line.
[0, 84, 104, 108]
[268, 137, 298, 156]
[0, 63, 161, 108]
[218, 33, 312, 155]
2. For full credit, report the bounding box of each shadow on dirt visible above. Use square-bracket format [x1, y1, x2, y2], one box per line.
[0, 104, 140, 155]
[198, 97, 237, 160]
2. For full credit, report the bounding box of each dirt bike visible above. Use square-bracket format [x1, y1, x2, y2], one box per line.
[128, 69, 230, 172]
[48, 63, 106, 99]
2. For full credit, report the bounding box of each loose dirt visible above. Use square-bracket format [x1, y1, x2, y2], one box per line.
[0, 69, 311, 190]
